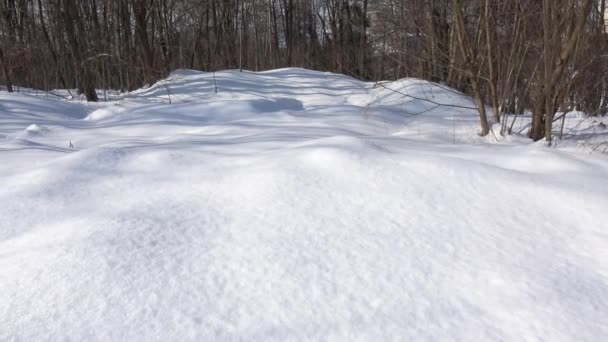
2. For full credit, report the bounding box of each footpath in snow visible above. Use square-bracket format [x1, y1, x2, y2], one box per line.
[1, 68, 608, 341]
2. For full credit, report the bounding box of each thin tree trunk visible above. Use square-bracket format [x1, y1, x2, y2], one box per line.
[451, 0, 490, 136]
[0, 47, 13, 92]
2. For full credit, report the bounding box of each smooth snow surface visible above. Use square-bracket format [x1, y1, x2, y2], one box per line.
[1, 69, 608, 341]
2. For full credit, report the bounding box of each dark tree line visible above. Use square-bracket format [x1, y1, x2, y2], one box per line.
[1, 0, 607, 142]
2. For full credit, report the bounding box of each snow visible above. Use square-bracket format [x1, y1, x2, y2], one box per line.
[1, 68, 608, 341]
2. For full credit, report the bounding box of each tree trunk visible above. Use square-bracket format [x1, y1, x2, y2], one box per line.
[0, 47, 13, 92]
[451, 0, 490, 136]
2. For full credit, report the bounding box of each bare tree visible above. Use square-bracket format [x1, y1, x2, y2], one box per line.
[0, 0, 605, 145]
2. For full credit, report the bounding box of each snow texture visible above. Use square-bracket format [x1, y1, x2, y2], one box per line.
[1, 68, 608, 341]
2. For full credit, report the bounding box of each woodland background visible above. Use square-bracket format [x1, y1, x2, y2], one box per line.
[1, 0, 607, 141]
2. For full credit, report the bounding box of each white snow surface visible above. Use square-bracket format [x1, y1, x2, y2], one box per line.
[1, 68, 608, 341]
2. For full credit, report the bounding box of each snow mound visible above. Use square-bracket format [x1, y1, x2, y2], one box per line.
[168, 68, 206, 78]
[25, 124, 46, 132]
[370, 79, 476, 111]
[85, 105, 128, 121]
[123, 68, 371, 108]
[5, 124, 51, 142]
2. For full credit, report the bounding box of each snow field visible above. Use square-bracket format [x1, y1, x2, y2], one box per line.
[1, 68, 608, 341]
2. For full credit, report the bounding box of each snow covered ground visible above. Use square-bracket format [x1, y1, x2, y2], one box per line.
[1, 68, 608, 341]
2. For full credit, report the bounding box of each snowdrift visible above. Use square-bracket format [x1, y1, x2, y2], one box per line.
[1, 68, 608, 341]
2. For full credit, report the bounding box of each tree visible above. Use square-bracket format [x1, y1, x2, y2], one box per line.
[530, 0, 594, 143]
[0, 0, 605, 146]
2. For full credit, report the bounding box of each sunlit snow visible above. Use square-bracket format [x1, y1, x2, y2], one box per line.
[1, 69, 607, 341]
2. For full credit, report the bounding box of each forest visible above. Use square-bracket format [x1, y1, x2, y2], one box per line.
[0, 0, 607, 142]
